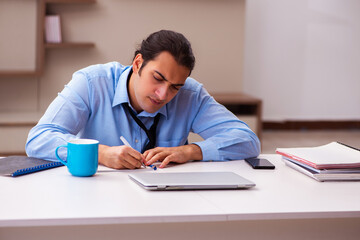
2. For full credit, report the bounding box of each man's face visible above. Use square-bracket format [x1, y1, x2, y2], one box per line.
[128, 51, 190, 113]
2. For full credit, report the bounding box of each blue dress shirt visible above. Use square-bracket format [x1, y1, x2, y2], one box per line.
[26, 62, 260, 161]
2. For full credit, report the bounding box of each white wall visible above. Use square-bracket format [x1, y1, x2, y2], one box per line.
[243, 0, 360, 121]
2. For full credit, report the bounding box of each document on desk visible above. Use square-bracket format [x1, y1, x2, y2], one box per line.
[276, 142, 360, 169]
[0, 156, 63, 177]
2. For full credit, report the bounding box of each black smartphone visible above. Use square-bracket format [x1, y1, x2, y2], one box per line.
[245, 157, 275, 169]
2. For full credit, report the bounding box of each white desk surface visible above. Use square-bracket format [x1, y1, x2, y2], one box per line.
[1, 154, 359, 227]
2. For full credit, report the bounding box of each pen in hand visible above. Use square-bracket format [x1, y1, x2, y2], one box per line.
[120, 136, 157, 170]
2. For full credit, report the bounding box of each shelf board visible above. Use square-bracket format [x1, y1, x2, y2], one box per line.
[45, 0, 96, 4]
[45, 42, 95, 49]
[0, 70, 40, 78]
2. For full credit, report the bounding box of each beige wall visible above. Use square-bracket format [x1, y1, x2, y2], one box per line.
[0, 0, 245, 153]
[0, 0, 246, 114]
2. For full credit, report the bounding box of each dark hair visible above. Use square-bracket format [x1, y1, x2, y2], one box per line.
[134, 30, 195, 75]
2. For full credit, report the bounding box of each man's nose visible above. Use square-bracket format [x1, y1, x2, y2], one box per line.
[155, 85, 168, 100]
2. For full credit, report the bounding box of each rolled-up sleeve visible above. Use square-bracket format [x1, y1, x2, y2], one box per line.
[26, 72, 91, 161]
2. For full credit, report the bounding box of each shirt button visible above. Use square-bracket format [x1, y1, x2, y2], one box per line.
[135, 139, 139, 143]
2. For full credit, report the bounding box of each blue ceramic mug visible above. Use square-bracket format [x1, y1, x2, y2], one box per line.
[55, 139, 99, 177]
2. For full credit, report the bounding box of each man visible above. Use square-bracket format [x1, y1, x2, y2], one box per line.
[26, 30, 260, 169]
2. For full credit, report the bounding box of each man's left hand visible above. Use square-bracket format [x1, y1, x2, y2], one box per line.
[143, 144, 203, 168]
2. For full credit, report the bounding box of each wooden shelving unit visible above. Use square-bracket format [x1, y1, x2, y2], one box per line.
[0, 0, 96, 78]
[0, 112, 43, 155]
[0, 0, 96, 155]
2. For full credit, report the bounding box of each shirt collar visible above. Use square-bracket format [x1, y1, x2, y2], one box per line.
[112, 66, 168, 119]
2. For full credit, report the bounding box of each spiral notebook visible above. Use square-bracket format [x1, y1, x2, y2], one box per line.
[0, 156, 63, 177]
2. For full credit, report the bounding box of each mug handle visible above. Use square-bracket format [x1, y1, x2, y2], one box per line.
[55, 145, 68, 166]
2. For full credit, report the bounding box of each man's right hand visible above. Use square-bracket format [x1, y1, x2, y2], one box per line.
[98, 144, 145, 169]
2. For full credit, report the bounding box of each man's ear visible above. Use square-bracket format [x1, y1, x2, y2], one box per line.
[132, 53, 143, 74]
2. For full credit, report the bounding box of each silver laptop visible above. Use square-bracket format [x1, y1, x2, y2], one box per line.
[128, 172, 256, 191]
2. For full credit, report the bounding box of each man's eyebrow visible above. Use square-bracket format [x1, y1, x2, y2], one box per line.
[154, 70, 184, 87]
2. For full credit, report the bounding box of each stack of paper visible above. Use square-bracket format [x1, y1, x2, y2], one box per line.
[276, 142, 360, 181]
[45, 15, 62, 43]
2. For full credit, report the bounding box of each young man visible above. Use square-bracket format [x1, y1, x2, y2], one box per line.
[26, 30, 260, 169]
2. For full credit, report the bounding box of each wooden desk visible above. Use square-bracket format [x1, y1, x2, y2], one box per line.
[0, 154, 359, 239]
[211, 92, 262, 139]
